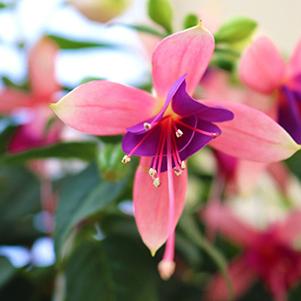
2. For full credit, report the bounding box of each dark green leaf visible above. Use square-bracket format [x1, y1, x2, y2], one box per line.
[0, 166, 41, 244]
[1, 76, 29, 91]
[0, 118, 18, 154]
[180, 215, 233, 301]
[215, 17, 257, 44]
[286, 151, 301, 179]
[99, 135, 123, 144]
[183, 14, 199, 29]
[47, 34, 117, 50]
[65, 237, 159, 301]
[54, 165, 128, 255]
[0, 257, 16, 288]
[148, 0, 173, 34]
[210, 53, 236, 72]
[1, 141, 98, 164]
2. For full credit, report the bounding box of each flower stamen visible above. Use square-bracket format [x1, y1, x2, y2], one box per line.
[143, 122, 152, 130]
[121, 155, 131, 164]
[175, 128, 183, 138]
[176, 119, 219, 138]
[149, 168, 157, 178]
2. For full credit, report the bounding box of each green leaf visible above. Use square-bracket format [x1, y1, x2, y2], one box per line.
[0, 118, 18, 154]
[1, 76, 29, 91]
[114, 23, 166, 38]
[286, 151, 301, 179]
[1, 141, 98, 164]
[180, 216, 234, 301]
[47, 34, 117, 50]
[65, 237, 159, 301]
[183, 14, 199, 29]
[210, 53, 236, 72]
[97, 143, 129, 181]
[0, 166, 41, 244]
[215, 17, 257, 44]
[0, 257, 16, 288]
[0, 2, 14, 9]
[54, 165, 128, 256]
[148, 0, 173, 34]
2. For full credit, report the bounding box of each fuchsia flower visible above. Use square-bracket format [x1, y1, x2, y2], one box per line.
[240, 37, 301, 144]
[201, 69, 272, 194]
[0, 37, 61, 232]
[51, 24, 299, 278]
[203, 202, 301, 301]
[0, 37, 61, 153]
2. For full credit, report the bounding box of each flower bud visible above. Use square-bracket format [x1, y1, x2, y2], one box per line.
[69, 0, 132, 23]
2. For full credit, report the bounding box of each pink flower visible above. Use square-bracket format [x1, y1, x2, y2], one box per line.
[239, 37, 301, 144]
[0, 37, 62, 153]
[51, 24, 299, 278]
[201, 69, 286, 195]
[203, 202, 301, 301]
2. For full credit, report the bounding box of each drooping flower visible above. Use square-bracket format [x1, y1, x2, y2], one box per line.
[201, 69, 289, 196]
[0, 37, 61, 232]
[239, 37, 301, 144]
[51, 24, 299, 278]
[203, 202, 301, 301]
[0, 37, 62, 153]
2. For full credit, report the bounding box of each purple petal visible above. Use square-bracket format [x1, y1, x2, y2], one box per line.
[178, 118, 221, 161]
[122, 124, 161, 156]
[278, 86, 301, 144]
[127, 75, 186, 134]
[172, 79, 234, 122]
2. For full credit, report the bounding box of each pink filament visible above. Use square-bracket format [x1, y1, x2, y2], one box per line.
[127, 127, 155, 157]
[171, 123, 182, 168]
[176, 119, 219, 137]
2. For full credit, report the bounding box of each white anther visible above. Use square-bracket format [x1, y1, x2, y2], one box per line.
[153, 177, 161, 188]
[121, 155, 131, 164]
[149, 168, 157, 178]
[181, 161, 186, 170]
[144, 122, 152, 130]
[175, 129, 183, 138]
[174, 168, 182, 176]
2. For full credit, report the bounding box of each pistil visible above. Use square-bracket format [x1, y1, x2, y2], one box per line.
[158, 123, 177, 279]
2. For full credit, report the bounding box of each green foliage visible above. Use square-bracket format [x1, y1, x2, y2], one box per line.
[47, 34, 117, 50]
[0, 166, 41, 244]
[183, 14, 199, 29]
[114, 23, 166, 38]
[286, 151, 301, 179]
[1, 76, 29, 91]
[54, 165, 129, 256]
[1, 141, 98, 164]
[0, 257, 16, 288]
[148, 0, 173, 34]
[65, 236, 159, 301]
[0, 1, 14, 9]
[215, 17, 257, 44]
[97, 143, 129, 180]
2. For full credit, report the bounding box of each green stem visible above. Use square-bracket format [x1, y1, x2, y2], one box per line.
[180, 215, 234, 301]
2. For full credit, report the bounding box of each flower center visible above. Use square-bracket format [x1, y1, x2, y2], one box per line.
[122, 114, 218, 187]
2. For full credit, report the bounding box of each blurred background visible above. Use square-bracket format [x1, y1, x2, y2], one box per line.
[1, 1, 301, 301]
